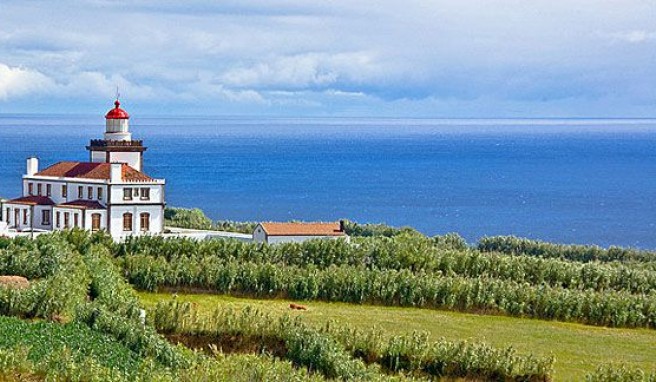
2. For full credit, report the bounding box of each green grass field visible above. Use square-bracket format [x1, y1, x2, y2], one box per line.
[138, 291, 656, 381]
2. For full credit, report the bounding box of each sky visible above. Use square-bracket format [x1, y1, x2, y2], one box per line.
[0, 0, 654, 117]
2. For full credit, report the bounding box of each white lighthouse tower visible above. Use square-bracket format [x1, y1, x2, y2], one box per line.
[86, 100, 147, 171]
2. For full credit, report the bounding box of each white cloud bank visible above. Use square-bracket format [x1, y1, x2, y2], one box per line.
[0, 0, 655, 117]
[0, 64, 55, 100]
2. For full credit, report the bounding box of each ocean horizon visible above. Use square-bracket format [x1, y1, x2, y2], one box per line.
[1, 114, 654, 249]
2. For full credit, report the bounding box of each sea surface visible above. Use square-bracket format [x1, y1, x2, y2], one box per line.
[0, 115, 654, 249]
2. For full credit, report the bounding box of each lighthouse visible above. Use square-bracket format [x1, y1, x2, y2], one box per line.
[86, 100, 147, 171]
[2, 98, 166, 239]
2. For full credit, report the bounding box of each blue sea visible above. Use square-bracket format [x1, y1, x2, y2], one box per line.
[0, 115, 654, 249]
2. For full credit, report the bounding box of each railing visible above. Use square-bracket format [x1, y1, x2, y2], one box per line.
[88, 139, 144, 147]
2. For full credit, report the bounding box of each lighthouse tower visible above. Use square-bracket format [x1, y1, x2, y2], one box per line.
[86, 100, 147, 171]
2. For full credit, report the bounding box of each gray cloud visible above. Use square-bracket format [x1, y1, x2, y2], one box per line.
[0, 0, 654, 116]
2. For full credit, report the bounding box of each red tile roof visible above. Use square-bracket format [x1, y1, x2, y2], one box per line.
[260, 222, 346, 237]
[56, 200, 106, 210]
[35, 162, 152, 182]
[6, 196, 55, 206]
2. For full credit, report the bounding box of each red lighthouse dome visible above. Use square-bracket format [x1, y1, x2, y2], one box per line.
[105, 100, 130, 119]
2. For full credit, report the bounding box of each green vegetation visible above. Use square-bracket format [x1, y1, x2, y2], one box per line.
[163, 206, 425, 237]
[124, 258, 656, 328]
[586, 365, 656, 382]
[341, 220, 420, 238]
[139, 292, 656, 381]
[117, 234, 656, 328]
[164, 207, 257, 233]
[151, 299, 553, 381]
[479, 236, 656, 264]
[0, 230, 434, 380]
[118, 234, 656, 294]
[0, 315, 143, 375]
[2, 228, 656, 381]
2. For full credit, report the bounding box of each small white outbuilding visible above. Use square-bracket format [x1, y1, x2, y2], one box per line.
[253, 221, 349, 244]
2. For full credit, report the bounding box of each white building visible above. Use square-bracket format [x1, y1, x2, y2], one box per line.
[253, 221, 349, 244]
[0, 100, 165, 239]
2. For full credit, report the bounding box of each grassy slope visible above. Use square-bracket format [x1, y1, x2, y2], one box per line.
[138, 291, 656, 382]
[0, 315, 143, 375]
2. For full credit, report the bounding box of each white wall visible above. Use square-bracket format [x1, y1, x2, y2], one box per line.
[3, 204, 31, 230]
[32, 205, 52, 230]
[108, 151, 141, 171]
[91, 151, 106, 163]
[253, 225, 267, 243]
[110, 184, 163, 204]
[83, 209, 107, 231]
[109, 204, 164, 239]
[23, 178, 108, 205]
[52, 207, 84, 230]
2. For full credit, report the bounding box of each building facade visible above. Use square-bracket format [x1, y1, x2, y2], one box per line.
[253, 222, 349, 244]
[0, 100, 165, 239]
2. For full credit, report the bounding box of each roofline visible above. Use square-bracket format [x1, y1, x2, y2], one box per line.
[23, 175, 165, 184]
[258, 222, 347, 236]
[4, 198, 55, 206]
[55, 204, 106, 210]
[264, 233, 347, 237]
[24, 175, 109, 184]
[4, 201, 40, 206]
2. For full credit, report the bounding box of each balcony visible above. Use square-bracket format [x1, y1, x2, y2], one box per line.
[88, 139, 144, 147]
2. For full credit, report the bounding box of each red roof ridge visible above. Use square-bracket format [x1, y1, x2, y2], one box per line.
[34, 161, 152, 182]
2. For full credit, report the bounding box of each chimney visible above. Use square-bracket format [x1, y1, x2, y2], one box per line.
[26, 157, 38, 176]
[110, 163, 123, 183]
[339, 220, 345, 233]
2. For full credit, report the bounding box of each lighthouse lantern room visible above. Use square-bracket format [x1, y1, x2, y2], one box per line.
[86, 100, 147, 171]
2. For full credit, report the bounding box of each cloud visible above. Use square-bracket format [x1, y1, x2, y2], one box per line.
[608, 30, 656, 43]
[0, 64, 166, 102]
[0, 1, 655, 116]
[219, 52, 382, 91]
[0, 64, 56, 100]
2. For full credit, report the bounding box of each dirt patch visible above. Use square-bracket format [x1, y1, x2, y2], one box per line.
[0, 276, 30, 289]
[164, 333, 288, 358]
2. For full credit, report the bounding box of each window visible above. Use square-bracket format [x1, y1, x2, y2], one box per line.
[64, 212, 70, 228]
[133, 188, 139, 197]
[23, 209, 28, 225]
[73, 213, 79, 228]
[97, 187, 103, 200]
[140, 188, 150, 200]
[5, 208, 9, 223]
[62, 185, 68, 198]
[78, 186, 83, 199]
[42, 210, 51, 225]
[28, 183, 34, 195]
[140, 213, 150, 231]
[37, 183, 42, 196]
[123, 213, 133, 231]
[56, 211, 60, 228]
[91, 213, 101, 231]
[88, 186, 93, 200]
[123, 188, 133, 200]
[46, 184, 51, 196]
[14, 210, 19, 226]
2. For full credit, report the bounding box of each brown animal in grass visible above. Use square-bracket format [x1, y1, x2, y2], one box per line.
[0, 276, 29, 289]
[289, 303, 307, 311]
[50, 314, 65, 323]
